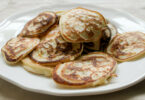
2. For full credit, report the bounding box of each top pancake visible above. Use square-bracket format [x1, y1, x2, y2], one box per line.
[107, 31, 145, 62]
[53, 52, 117, 88]
[1, 37, 40, 64]
[60, 7, 107, 43]
[30, 25, 83, 65]
[18, 11, 57, 37]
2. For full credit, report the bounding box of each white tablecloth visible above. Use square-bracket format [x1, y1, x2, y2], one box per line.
[0, 0, 145, 100]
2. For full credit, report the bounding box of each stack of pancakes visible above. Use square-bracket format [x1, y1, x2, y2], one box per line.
[1, 7, 145, 88]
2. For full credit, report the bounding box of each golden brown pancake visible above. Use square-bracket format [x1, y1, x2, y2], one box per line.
[1, 37, 40, 64]
[107, 31, 145, 62]
[18, 11, 57, 37]
[53, 52, 117, 88]
[30, 25, 83, 65]
[22, 57, 53, 77]
[60, 7, 107, 43]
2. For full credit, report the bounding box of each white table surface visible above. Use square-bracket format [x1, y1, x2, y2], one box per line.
[0, 0, 145, 100]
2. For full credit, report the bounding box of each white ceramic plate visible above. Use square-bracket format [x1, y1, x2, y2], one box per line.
[0, 4, 145, 96]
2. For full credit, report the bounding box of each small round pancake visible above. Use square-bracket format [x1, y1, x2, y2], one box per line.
[60, 7, 107, 43]
[107, 31, 145, 62]
[1, 37, 40, 64]
[30, 25, 83, 65]
[18, 11, 57, 37]
[53, 52, 117, 88]
[22, 57, 53, 77]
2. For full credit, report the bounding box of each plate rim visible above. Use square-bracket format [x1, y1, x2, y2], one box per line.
[0, 4, 145, 96]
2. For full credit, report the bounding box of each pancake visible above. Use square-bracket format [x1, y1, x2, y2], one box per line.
[18, 11, 57, 37]
[30, 25, 83, 65]
[1, 37, 40, 64]
[60, 7, 107, 43]
[107, 31, 145, 62]
[22, 57, 53, 77]
[53, 52, 117, 88]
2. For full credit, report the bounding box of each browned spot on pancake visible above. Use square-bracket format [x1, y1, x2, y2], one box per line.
[2, 51, 21, 62]
[91, 58, 97, 67]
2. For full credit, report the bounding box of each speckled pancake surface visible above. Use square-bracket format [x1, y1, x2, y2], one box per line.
[19, 11, 57, 37]
[53, 52, 117, 88]
[22, 57, 53, 77]
[60, 7, 106, 43]
[1, 37, 40, 64]
[30, 25, 83, 65]
[107, 31, 145, 62]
